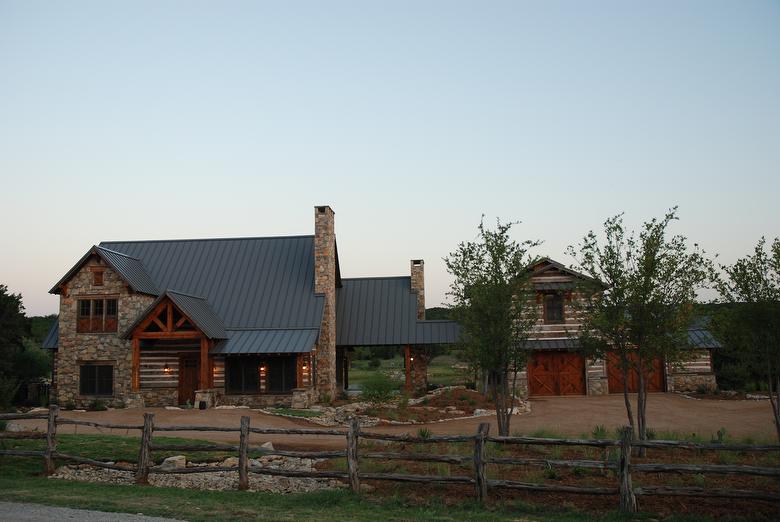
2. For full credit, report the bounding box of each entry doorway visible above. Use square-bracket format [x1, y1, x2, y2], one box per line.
[178, 355, 200, 405]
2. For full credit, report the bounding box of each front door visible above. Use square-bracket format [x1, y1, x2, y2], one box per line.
[178, 355, 200, 405]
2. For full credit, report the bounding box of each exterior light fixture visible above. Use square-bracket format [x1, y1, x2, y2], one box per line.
[302, 364, 308, 370]
[409, 357, 414, 362]
[259, 365, 266, 372]
[163, 364, 172, 375]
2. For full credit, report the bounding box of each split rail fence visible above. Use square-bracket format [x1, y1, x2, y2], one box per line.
[1, 406, 779, 512]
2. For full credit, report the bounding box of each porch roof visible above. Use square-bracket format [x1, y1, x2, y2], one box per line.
[211, 328, 320, 355]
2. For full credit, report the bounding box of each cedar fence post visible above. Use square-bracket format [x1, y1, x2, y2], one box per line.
[135, 413, 155, 484]
[474, 422, 490, 503]
[238, 415, 250, 490]
[44, 405, 59, 475]
[618, 426, 637, 513]
[347, 416, 360, 492]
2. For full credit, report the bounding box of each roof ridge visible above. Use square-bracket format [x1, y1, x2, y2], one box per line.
[99, 234, 314, 245]
[225, 326, 321, 332]
[165, 289, 207, 300]
[341, 276, 410, 281]
[95, 245, 141, 260]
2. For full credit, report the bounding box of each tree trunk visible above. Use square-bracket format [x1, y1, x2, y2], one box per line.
[492, 370, 511, 436]
[770, 375, 780, 443]
[620, 354, 636, 434]
[636, 357, 648, 458]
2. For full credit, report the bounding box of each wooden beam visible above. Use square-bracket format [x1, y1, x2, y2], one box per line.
[136, 332, 202, 340]
[166, 302, 173, 332]
[132, 338, 140, 391]
[199, 337, 209, 389]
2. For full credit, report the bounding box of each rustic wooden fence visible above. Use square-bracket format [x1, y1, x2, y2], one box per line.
[1, 406, 779, 512]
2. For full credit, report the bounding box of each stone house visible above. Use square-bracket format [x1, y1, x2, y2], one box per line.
[514, 258, 719, 398]
[43, 205, 458, 409]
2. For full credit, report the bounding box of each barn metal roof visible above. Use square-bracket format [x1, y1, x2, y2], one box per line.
[42, 319, 59, 350]
[336, 276, 459, 346]
[211, 328, 319, 355]
[522, 338, 582, 350]
[688, 328, 721, 349]
[99, 236, 324, 330]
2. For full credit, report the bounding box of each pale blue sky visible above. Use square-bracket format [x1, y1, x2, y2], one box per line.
[1, 1, 778, 316]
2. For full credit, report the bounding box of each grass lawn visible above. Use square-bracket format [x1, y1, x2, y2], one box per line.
[0, 434, 739, 522]
[266, 408, 323, 418]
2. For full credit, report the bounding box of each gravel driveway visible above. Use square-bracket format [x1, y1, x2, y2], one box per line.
[0, 502, 182, 522]
[15, 394, 776, 449]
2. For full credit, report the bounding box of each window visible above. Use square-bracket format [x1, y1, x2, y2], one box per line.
[226, 356, 260, 394]
[79, 364, 113, 395]
[265, 356, 297, 393]
[544, 293, 564, 324]
[93, 270, 104, 286]
[77, 298, 118, 333]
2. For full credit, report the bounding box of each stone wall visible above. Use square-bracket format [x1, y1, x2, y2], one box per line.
[586, 358, 609, 396]
[314, 206, 337, 400]
[410, 259, 425, 320]
[218, 393, 294, 408]
[667, 372, 717, 393]
[139, 388, 178, 407]
[55, 256, 154, 409]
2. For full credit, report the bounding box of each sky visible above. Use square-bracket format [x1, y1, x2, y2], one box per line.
[1, 1, 778, 317]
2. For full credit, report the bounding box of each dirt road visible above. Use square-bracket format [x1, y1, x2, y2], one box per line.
[16, 394, 776, 449]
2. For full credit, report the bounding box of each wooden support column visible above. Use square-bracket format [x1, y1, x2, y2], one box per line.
[199, 337, 209, 390]
[132, 338, 140, 391]
[404, 345, 412, 392]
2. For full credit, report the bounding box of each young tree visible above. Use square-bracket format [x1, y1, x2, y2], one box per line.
[717, 237, 780, 441]
[445, 218, 540, 436]
[567, 209, 713, 444]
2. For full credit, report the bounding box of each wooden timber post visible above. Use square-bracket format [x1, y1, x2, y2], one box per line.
[474, 422, 490, 503]
[131, 338, 141, 391]
[238, 416, 250, 490]
[135, 413, 155, 484]
[199, 337, 209, 390]
[44, 405, 59, 475]
[618, 426, 637, 513]
[347, 416, 360, 492]
[404, 345, 412, 392]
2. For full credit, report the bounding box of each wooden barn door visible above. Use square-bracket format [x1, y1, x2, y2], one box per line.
[528, 352, 586, 396]
[607, 352, 665, 393]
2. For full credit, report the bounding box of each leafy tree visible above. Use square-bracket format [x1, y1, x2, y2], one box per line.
[717, 237, 780, 441]
[567, 209, 714, 445]
[0, 284, 29, 409]
[445, 217, 540, 436]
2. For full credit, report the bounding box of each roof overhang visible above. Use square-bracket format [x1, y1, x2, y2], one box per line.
[211, 328, 320, 355]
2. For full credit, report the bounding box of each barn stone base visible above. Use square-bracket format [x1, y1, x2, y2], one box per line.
[138, 388, 178, 407]
[587, 376, 609, 396]
[218, 393, 294, 408]
[667, 373, 717, 393]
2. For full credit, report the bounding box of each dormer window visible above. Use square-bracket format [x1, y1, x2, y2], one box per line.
[544, 293, 564, 324]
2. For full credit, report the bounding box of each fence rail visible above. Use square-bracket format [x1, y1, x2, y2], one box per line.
[1, 407, 779, 512]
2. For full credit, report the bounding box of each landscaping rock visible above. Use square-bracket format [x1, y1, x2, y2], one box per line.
[160, 455, 186, 470]
[221, 457, 239, 467]
[260, 441, 275, 451]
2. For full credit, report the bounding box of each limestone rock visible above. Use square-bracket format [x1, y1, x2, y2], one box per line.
[160, 455, 186, 470]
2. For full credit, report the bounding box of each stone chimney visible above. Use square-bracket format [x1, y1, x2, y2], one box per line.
[314, 206, 337, 399]
[410, 259, 425, 320]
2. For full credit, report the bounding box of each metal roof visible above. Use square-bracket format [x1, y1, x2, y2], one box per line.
[49, 245, 158, 295]
[688, 328, 721, 349]
[336, 276, 459, 346]
[42, 319, 59, 349]
[100, 236, 324, 329]
[121, 290, 227, 339]
[211, 328, 319, 355]
[521, 338, 582, 350]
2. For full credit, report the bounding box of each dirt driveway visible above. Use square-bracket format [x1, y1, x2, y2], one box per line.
[16, 394, 776, 449]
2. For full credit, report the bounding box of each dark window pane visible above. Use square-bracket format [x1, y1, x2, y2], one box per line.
[545, 294, 564, 324]
[93, 299, 104, 316]
[226, 357, 260, 393]
[267, 356, 296, 393]
[80, 364, 113, 395]
[106, 299, 117, 316]
[79, 300, 91, 317]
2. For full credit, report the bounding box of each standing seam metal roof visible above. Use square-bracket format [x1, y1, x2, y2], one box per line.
[42, 319, 59, 350]
[211, 328, 319, 355]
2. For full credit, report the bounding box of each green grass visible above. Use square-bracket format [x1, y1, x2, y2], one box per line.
[349, 354, 466, 389]
[266, 408, 323, 418]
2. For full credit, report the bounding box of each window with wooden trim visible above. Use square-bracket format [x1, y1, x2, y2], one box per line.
[77, 298, 118, 333]
[79, 364, 113, 396]
[544, 293, 564, 324]
[92, 269, 104, 286]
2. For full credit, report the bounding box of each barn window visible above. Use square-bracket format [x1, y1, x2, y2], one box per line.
[544, 293, 564, 324]
[79, 364, 113, 396]
[77, 298, 119, 333]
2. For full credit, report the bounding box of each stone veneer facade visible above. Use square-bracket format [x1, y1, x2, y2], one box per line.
[409, 260, 429, 391]
[314, 206, 338, 400]
[54, 256, 154, 409]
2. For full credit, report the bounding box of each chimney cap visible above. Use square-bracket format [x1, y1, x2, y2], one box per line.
[315, 205, 334, 214]
[411, 259, 424, 266]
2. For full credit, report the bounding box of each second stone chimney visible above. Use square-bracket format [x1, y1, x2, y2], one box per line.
[410, 259, 425, 320]
[314, 205, 337, 399]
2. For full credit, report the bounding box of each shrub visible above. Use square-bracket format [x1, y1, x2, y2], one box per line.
[712, 427, 728, 444]
[88, 399, 107, 411]
[0, 420, 7, 431]
[64, 400, 76, 411]
[361, 373, 398, 404]
[368, 357, 382, 369]
[544, 467, 560, 480]
[591, 425, 608, 439]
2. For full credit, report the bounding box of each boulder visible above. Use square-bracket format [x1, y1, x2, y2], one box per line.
[221, 457, 239, 467]
[260, 441, 275, 451]
[160, 455, 186, 471]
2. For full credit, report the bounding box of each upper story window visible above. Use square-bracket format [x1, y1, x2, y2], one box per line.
[544, 293, 564, 324]
[92, 269, 104, 286]
[77, 298, 118, 333]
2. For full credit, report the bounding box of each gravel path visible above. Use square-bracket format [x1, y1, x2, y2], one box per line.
[0, 502, 183, 522]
